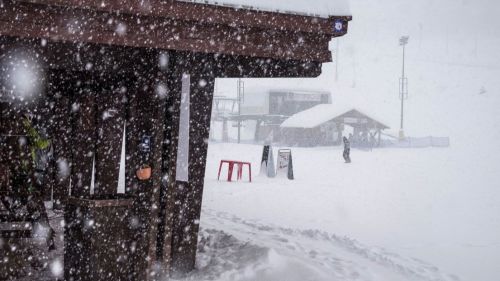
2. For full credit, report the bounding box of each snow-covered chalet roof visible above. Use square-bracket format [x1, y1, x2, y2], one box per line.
[281, 104, 390, 129]
[177, 0, 351, 17]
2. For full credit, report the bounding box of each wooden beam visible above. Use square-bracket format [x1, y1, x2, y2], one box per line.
[0, 0, 345, 62]
[1, 35, 323, 78]
[213, 54, 323, 78]
[22, 0, 351, 35]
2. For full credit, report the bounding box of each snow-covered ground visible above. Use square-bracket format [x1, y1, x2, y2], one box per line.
[204, 1, 500, 278]
[178, 142, 500, 281]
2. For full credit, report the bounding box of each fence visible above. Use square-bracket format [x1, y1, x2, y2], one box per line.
[383, 136, 450, 148]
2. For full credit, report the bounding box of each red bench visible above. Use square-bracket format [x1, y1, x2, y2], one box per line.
[217, 160, 252, 182]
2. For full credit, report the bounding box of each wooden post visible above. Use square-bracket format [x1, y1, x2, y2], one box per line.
[123, 56, 169, 280]
[222, 118, 229, 142]
[156, 54, 182, 275]
[254, 119, 262, 142]
[125, 78, 140, 195]
[377, 129, 382, 147]
[162, 54, 215, 275]
[94, 74, 127, 195]
[47, 70, 74, 207]
[158, 52, 322, 275]
[70, 78, 97, 198]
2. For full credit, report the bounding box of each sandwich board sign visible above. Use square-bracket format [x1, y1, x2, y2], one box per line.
[260, 145, 276, 177]
[276, 149, 294, 180]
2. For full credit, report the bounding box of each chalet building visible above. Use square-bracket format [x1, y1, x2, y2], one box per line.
[280, 105, 389, 147]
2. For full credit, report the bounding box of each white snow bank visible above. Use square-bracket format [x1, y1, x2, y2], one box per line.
[181, 214, 458, 281]
[177, 0, 351, 17]
[201, 142, 500, 280]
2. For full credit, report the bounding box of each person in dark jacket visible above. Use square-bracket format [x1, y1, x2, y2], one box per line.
[343, 136, 351, 163]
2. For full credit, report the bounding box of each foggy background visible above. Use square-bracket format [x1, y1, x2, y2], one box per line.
[216, 0, 500, 139]
[211, 0, 500, 280]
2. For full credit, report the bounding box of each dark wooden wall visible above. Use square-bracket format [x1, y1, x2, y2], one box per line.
[1, 36, 331, 278]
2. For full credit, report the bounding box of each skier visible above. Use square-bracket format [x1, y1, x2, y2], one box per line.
[343, 136, 351, 163]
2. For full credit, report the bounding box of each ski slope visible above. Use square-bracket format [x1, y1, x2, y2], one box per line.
[205, 1, 500, 278]
[172, 142, 500, 281]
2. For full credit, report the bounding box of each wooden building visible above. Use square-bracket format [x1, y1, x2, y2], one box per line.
[280, 106, 389, 147]
[0, 0, 351, 279]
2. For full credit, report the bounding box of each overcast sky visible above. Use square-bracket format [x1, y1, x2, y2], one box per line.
[216, 0, 500, 138]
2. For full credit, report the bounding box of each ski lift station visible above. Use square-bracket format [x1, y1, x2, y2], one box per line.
[213, 89, 332, 142]
[0, 0, 351, 280]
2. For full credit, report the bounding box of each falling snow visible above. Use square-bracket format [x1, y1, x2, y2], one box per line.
[0, 0, 498, 281]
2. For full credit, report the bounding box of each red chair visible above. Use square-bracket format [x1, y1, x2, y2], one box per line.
[217, 160, 252, 182]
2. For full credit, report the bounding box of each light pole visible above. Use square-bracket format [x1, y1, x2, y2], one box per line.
[237, 78, 245, 143]
[399, 36, 409, 140]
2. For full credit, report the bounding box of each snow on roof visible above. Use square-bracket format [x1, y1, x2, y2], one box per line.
[280, 104, 390, 129]
[177, 0, 351, 18]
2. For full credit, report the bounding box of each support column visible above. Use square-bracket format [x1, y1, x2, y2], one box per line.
[166, 57, 215, 275]
[94, 76, 127, 195]
[254, 119, 262, 142]
[222, 118, 229, 142]
[377, 129, 382, 147]
[47, 71, 73, 207]
[70, 78, 97, 198]
[157, 56, 181, 275]
[125, 59, 168, 280]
